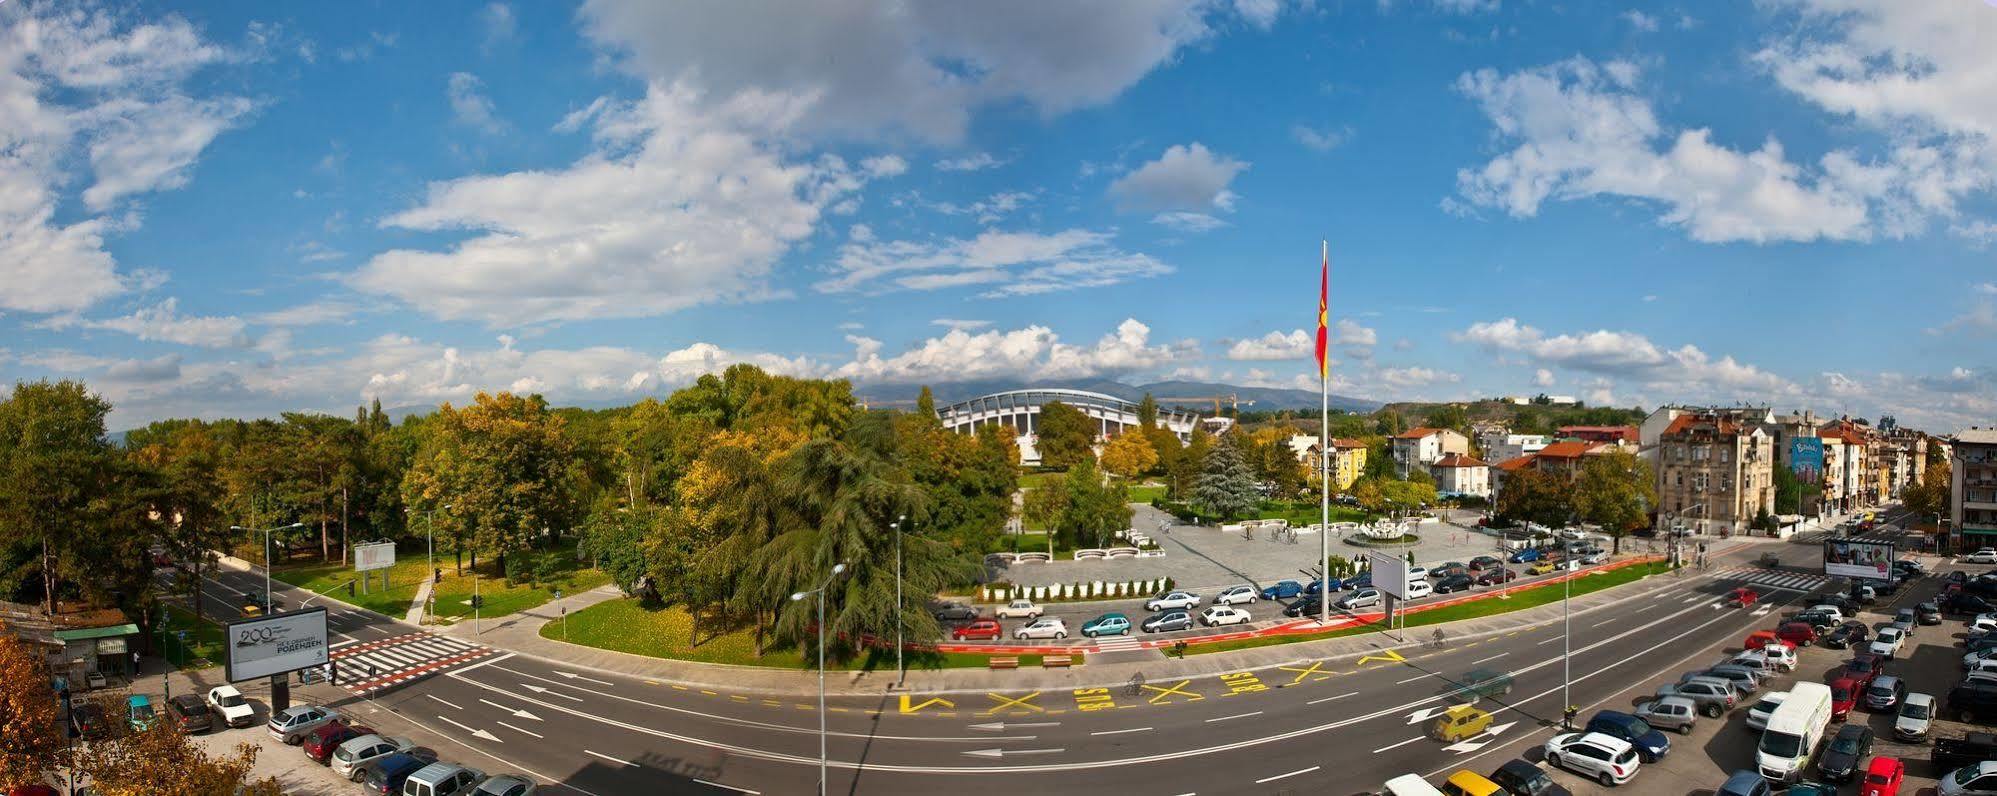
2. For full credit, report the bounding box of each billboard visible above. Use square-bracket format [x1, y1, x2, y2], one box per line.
[1368, 550, 1411, 600]
[353, 542, 396, 572]
[1823, 538, 1894, 580]
[225, 607, 329, 683]
[1789, 437, 1825, 484]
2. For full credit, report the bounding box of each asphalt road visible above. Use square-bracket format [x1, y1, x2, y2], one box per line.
[157, 510, 1924, 795]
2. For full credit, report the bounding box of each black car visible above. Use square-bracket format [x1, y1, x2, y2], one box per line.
[1434, 574, 1476, 594]
[1951, 570, 1971, 584]
[1469, 555, 1505, 572]
[1951, 593, 1997, 616]
[1919, 601, 1944, 625]
[70, 701, 110, 740]
[1793, 610, 1839, 630]
[1968, 635, 1997, 655]
[1476, 568, 1518, 586]
[1489, 759, 1571, 796]
[1819, 595, 1862, 614]
[1818, 724, 1872, 782]
[1823, 621, 1871, 650]
[1583, 710, 1670, 763]
[1949, 680, 1997, 723]
[1283, 597, 1323, 618]
[931, 603, 979, 622]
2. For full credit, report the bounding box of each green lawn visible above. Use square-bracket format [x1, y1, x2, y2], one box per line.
[1018, 470, 1066, 489]
[1256, 501, 1374, 525]
[160, 605, 226, 670]
[272, 538, 610, 623]
[548, 597, 1081, 670]
[1188, 560, 1665, 656]
[1003, 531, 1063, 555]
[1128, 484, 1167, 504]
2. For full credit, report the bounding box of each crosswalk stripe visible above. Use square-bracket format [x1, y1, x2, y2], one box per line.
[329, 631, 494, 694]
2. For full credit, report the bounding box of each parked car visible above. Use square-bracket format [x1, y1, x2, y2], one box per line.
[1470, 555, 1505, 572]
[1845, 653, 1888, 689]
[1405, 580, 1435, 599]
[1951, 594, 1997, 616]
[70, 701, 110, 740]
[1013, 618, 1068, 640]
[1969, 549, 1997, 565]
[1746, 692, 1788, 731]
[1656, 678, 1736, 718]
[1935, 733, 1997, 772]
[1583, 710, 1670, 762]
[1432, 563, 1470, 580]
[403, 762, 487, 796]
[1508, 548, 1543, 564]
[1776, 622, 1819, 647]
[1894, 607, 1919, 631]
[1734, 643, 1796, 673]
[1336, 588, 1384, 611]
[1867, 676, 1908, 711]
[1141, 611, 1192, 633]
[1080, 613, 1131, 637]
[931, 603, 979, 621]
[950, 619, 1002, 641]
[1260, 580, 1304, 600]
[1717, 770, 1771, 796]
[1807, 604, 1846, 624]
[471, 775, 536, 796]
[360, 753, 429, 796]
[1434, 574, 1476, 594]
[1942, 761, 1997, 796]
[1407, 564, 1432, 581]
[1694, 665, 1762, 694]
[205, 685, 255, 728]
[1632, 698, 1697, 735]
[1744, 630, 1782, 650]
[1860, 756, 1905, 796]
[1543, 732, 1641, 787]
[1831, 677, 1863, 721]
[303, 720, 375, 764]
[1476, 568, 1518, 587]
[1818, 724, 1874, 782]
[1897, 693, 1935, 741]
[1282, 596, 1324, 618]
[994, 599, 1042, 619]
[1528, 561, 1558, 576]
[164, 693, 211, 734]
[1824, 622, 1870, 649]
[1199, 606, 1251, 627]
[331, 734, 419, 781]
[1948, 680, 1997, 722]
[267, 704, 339, 744]
[1870, 627, 1909, 659]
[1213, 585, 1258, 606]
[125, 695, 157, 732]
[1488, 759, 1570, 796]
[1145, 591, 1200, 612]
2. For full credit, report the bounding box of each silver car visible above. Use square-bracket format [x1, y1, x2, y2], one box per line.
[471, 774, 538, 796]
[1746, 692, 1788, 731]
[332, 734, 417, 781]
[266, 704, 339, 744]
[1896, 693, 1935, 741]
[1656, 677, 1737, 718]
[1633, 697, 1698, 735]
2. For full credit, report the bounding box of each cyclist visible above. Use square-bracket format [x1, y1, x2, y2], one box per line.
[1432, 628, 1447, 649]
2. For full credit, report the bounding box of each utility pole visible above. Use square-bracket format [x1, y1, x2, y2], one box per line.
[792, 562, 848, 796]
[893, 515, 906, 688]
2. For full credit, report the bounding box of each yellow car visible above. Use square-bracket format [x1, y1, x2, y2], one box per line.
[1528, 561, 1557, 576]
[1429, 705, 1493, 742]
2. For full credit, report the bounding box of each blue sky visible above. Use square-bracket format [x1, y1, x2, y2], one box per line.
[3, 0, 1995, 431]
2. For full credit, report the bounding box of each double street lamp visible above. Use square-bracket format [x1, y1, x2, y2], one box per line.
[792, 562, 848, 796]
[231, 522, 306, 606]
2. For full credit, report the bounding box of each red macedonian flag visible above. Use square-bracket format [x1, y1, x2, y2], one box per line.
[1314, 244, 1329, 380]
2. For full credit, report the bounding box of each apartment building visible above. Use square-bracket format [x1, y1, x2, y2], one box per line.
[1432, 453, 1492, 499]
[1485, 434, 1551, 464]
[1391, 427, 1469, 478]
[1289, 436, 1369, 492]
[1654, 411, 1777, 536]
[1952, 428, 1997, 552]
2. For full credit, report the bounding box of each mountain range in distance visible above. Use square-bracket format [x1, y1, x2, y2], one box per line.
[854, 379, 1381, 415]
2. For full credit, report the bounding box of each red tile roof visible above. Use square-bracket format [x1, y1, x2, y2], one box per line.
[1395, 427, 1443, 440]
[1534, 441, 1602, 459]
[1433, 453, 1489, 468]
[1332, 438, 1367, 449]
[1494, 455, 1537, 471]
[1663, 413, 1743, 437]
[1558, 425, 1638, 442]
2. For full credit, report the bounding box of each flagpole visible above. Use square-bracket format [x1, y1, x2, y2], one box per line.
[1319, 240, 1331, 628]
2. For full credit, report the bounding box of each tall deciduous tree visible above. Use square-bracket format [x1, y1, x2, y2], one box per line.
[0, 380, 114, 615]
[1901, 460, 1953, 520]
[1098, 430, 1158, 480]
[1059, 461, 1132, 549]
[1571, 449, 1657, 553]
[1034, 401, 1097, 469]
[402, 392, 582, 573]
[0, 629, 68, 788]
[1195, 437, 1260, 520]
[128, 422, 228, 620]
[1494, 468, 1572, 529]
[75, 720, 280, 796]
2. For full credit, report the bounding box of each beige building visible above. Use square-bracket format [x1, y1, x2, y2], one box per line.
[1291, 436, 1370, 492]
[1654, 411, 1777, 536]
[1953, 428, 1997, 552]
[1391, 427, 1470, 479]
[1432, 453, 1492, 499]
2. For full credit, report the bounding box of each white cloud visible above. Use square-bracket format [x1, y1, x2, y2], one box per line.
[1452, 57, 1956, 244]
[1454, 317, 1792, 394]
[931, 318, 991, 331]
[1621, 10, 1658, 32]
[249, 300, 363, 328]
[935, 152, 1008, 172]
[1377, 366, 1461, 390]
[818, 227, 1172, 298]
[1927, 288, 1997, 336]
[1225, 320, 1378, 360]
[0, 4, 247, 314]
[1533, 367, 1555, 387]
[1151, 211, 1228, 232]
[355, 82, 887, 326]
[1292, 124, 1349, 152]
[1232, 0, 1286, 29]
[833, 318, 1194, 384]
[920, 190, 1036, 224]
[576, 0, 1261, 143]
[481, 3, 516, 51]
[1109, 142, 1248, 214]
[447, 72, 504, 134]
[84, 298, 249, 348]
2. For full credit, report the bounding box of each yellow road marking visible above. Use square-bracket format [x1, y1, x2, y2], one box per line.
[984, 691, 1045, 715]
[1357, 648, 1407, 666]
[1142, 680, 1203, 704]
[1074, 687, 1118, 711]
[1276, 660, 1332, 685]
[898, 694, 956, 714]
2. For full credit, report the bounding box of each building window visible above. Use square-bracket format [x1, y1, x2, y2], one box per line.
[1694, 473, 1708, 492]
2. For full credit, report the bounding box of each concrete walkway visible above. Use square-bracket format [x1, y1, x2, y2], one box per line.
[404, 578, 433, 624]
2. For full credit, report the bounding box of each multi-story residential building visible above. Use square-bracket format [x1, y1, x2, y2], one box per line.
[1489, 440, 1604, 497]
[1654, 411, 1777, 536]
[1432, 453, 1492, 499]
[1391, 427, 1469, 478]
[1289, 436, 1369, 492]
[1558, 426, 1638, 445]
[1821, 421, 1874, 510]
[1485, 434, 1551, 463]
[1952, 428, 1997, 552]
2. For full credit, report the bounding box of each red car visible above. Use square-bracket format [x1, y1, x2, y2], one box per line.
[1744, 630, 1781, 650]
[1859, 756, 1904, 796]
[1843, 654, 1886, 690]
[1475, 568, 1518, 586]
[1730, 588, 1759, 607]
[1829, 676, 1860, 721]
[302, 720, 375, 764]
[950, 619, 1002, 641]
[1776, 621, 1818, 647]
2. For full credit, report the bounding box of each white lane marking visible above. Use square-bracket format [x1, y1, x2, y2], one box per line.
[1256, 766, 1321, 784]
[495, 720, 542, 739]
[1681, 596, 1700, 604]
[1374, 737, 1423, 754]
[1205, 711, 1262, 724]
[447, 652, 515, 676]
[1472, 653, 1509, 665]
[1308, 692, 1358, 705]
[1593, 617, 1621, 628]
[1396, 672, 1437, 685]
[436, 715, 501, 742]
[554, 670, 616, 686]
[521, 684, 585, 702]
[693, 779, 760, 795]
[585, 749, 633, 766]
[330, 638, 359, 650]
[1538, 635, 1565, 646]
[1090, 727, 1152, 737]
[427, 695, 463, 710]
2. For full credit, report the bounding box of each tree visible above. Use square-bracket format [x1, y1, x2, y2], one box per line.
[1022, 480, 1069, 531]
[1494, 468, 1572, 529]
[1168, 430, 1212, 499]
[1378, 479, 1439, 516]
[0, 380, 115, 615]
[1902, 460, 1953, 520]
[1059, 461, 1132, 549]
[0, 629, 67, 788]
[75, 720, 280, 796]
[1773, 465, 1821, 516]
[1135, 393, 1159, 430]
[915, 386, 938, 421]
[402, 392, 583, 574]
[1194, 437, 1260, 520]
[1571, 449, 1657, 553]
[1035, 401, 1097, 469]
[128, 422, 229, 620]
[1098, 430, 1158, 480]
[1352, 478, 1386, 514]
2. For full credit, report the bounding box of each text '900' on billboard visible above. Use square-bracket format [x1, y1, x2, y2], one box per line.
[1823, 539, 1894, 580]
[225, 607, 328, 683]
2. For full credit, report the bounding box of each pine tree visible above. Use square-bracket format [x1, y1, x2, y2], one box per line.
[1194, 438, 1260, 520]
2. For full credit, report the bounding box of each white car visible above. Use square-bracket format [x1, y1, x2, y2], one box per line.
[1971, 615, 1997, 637]
[1970, 548, 1997, 565]
[1943, 761, 1997, 796]
[1213, 585, 1258, 606]
[1013, 618, 1068, 640]
[1745, 692, 1788, 731]
[1733, 643, 1797, 673]
[1967, 647, 1997, 669]
[1336, 588, 1383, 610]
[1199, 606, 1251, 627]
[994, 599, 1042, 619]
[1404, 580, 1434, 599]
[206, 685, 255, 728]
[1544, 732, 1642, 787]
[1810, 605, 1846, 624]
[1405, 565, 1431, 581]
[1870, 627, 1907, 658]
[1145, 590, 1201, 612]
[1897, 693, 1936, 741]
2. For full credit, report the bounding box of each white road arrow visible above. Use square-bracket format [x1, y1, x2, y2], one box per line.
[1444, 722, 1518, 753]
[968, 721, 1061, 732]
[480, 698, 543, 721]
[522, 684, 584, 702]
[437, 715, 502, 743]
[962, 748, 1065, 759]
[555, 670, 615, 686]
[1406, 706, 1451, 725]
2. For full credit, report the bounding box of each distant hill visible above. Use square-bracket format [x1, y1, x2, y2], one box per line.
[856, 379, 1379, 414]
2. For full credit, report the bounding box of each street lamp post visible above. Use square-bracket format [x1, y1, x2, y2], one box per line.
[231, 522, 306, 606]
[792, 562, 848, 796]
[407, 504, 452, 620]
[893, 515, 906, 688]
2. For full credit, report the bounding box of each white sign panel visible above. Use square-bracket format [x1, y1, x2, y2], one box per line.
[1368, 549, 1411, 600]
[225, 608, 328, 683]
[354, 541, 396, 572]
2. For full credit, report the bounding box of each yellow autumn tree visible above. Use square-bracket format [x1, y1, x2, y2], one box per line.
[1098, 430, 1158, 480]
[76, 721, 281, 796]
[0, 627, 67, 790]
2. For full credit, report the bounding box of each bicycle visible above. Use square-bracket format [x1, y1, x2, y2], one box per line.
[1127, 673, 1146, 698]
[1431, 629, 1447, 649]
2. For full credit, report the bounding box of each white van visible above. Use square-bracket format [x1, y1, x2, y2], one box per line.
[1383, 774, 1447, 796]
[1756, 681, 1832, 782]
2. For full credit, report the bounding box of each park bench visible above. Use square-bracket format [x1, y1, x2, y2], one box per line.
[988, 656, 1020, 670]
[1041, 655, 1074, 668]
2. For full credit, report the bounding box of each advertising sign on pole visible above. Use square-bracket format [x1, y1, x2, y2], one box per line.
[224, 607, 329, 684]
[1823, 538, 1895, 580]
[353, 542, 396, 572]
[1789, 437, 1825, 484]
[1368, 549, 1411, 600]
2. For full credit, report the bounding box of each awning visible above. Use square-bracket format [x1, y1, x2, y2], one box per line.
[52, 623, 138, 642]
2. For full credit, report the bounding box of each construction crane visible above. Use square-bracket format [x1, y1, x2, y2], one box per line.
[1155, 394, 1254, 416]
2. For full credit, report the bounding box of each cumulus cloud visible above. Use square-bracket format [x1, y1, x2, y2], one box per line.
[447, 72, 505, 134]
[1451, 56, 1969, 243]
[1621, 10, 1658, 32]
[1376, 366, 1461, 390]
[1225, 320, 1378, 360]
[935, 152, 1008, 172]
[82, 298, 249, 348]
[834, 318, 1195, 384]
[1454, 317, 1792, 394]
[817, 227, 1172, 298]
[480, 3, 516, 51]
[1109, 142, 1247, 214]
